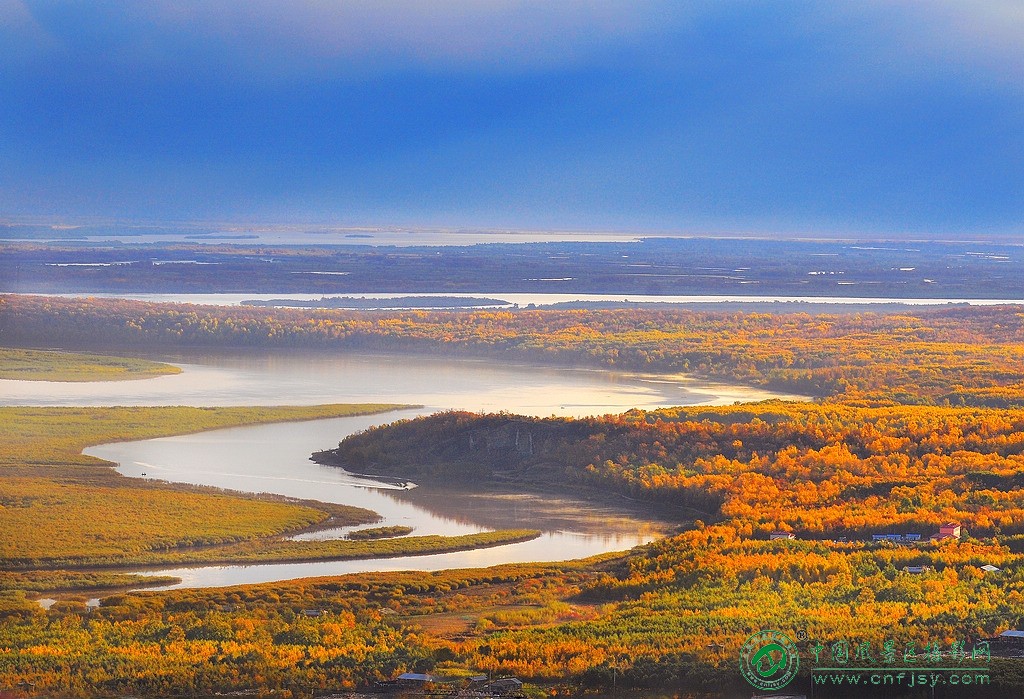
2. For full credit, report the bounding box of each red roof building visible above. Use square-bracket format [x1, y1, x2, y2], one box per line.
[931, 522, 961, 542]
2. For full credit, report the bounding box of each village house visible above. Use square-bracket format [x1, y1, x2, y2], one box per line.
[487, 677, 524, 695]
[397, 672, 439, 686]
[996, 630, 1024, 652]
[931, 522, 962, 542]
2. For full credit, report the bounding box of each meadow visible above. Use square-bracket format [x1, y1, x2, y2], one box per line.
[0, 347, 180, 381]
[0, 405, 404, 578]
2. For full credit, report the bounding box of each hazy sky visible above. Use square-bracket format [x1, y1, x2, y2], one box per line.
[2, 1, 1023, 236]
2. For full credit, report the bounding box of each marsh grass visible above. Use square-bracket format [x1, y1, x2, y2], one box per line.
[0, 404, 410, 573]
[0, 347, 182, 381]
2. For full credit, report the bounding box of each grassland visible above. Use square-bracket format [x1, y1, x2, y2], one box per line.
[0, 404, 408, 469]
[0, 475, 333, 566]
[12, 529, 543, 570]
[0, 404, 547, 595]
[0, 404, 404, 576]
[0, 347, 181, 381]
[0, 571, 181, 594]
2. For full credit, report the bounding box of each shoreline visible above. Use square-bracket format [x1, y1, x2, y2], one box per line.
[662, 373, 814, 405]
[8, 289, 1024, 306]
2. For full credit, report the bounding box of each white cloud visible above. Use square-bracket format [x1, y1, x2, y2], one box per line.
[0, 0, 58, 61]
[859, 1, 1024, 89]
[8, 1, 1023, 88]
[125, 0, 700, 76]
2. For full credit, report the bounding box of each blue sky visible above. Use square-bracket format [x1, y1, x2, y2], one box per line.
[1, 1, 1022, 236]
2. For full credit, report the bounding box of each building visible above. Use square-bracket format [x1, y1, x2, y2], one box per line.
[931, 522, 962, 542]
[397, 672, 438, 686]
[998, 630, 1024, 647]
[770, 531, 796, 540]
[487, 677, 524, 695]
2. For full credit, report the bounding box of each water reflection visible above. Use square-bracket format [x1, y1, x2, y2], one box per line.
[0, 351, 706, 415]
[135, 531, 654, 592]
[389, 487, 666, 538]
[83, 407, 669, 590]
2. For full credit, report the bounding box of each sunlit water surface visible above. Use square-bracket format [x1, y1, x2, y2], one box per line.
[8, 351, 800, 591]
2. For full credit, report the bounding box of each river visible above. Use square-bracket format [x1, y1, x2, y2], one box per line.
[0, 349, 800, 411]
[8, 350, 802, 591]
[85, 411, 668, 591]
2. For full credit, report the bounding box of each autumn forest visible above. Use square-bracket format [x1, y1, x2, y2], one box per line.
[3, 295, 1024, 697]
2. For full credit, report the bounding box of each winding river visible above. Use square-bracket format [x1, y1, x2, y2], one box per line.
[6, 350, 804, 591]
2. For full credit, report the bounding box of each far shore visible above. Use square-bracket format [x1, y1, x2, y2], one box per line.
[664, 374, 813, 405]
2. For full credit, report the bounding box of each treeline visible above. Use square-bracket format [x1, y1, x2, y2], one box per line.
[4, 539, 1024, 696]
[319, 404, 1024, 538]
[4, 295, 1024, 406]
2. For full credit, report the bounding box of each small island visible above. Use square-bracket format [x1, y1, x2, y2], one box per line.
[347, 525, 415, 540]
